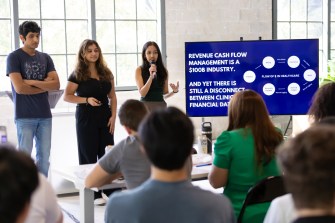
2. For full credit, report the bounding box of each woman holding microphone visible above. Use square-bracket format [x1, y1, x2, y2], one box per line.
[135, 41, 179, 111]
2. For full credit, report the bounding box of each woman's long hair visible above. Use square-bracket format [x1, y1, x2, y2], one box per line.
[74, 39, 113, 82]
[140, 41, 168, 86]
[227, 90, 283, 167]
[308, 82, 335, 122]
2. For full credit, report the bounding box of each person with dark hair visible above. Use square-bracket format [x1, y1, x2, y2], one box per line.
[0, 144, 39, 223]
[135, 41, 179, 111]
[209, 90, 283, 221]
[317, 116, 335, 125]
[308, 82, 335, 123]
[6, 20, 60, 177]
[277, 125, 335, 223]
[264, 115, 335, 223]
[64, 39, 117, 205]
[0, 144, 63, 223]
[85, 99, 151, 190]
[105, 107, 235, 223]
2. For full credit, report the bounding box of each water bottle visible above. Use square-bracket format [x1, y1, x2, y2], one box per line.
[201, 122, 212, 154]
[0, 126, 7, 143]
[201, 134, 208, 154]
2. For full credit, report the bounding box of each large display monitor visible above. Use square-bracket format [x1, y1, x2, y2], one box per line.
[185, 39, 319, 117]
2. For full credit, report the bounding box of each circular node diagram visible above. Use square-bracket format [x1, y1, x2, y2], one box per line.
[304, 69, 316, 82]
[263, 83, 275, 96]
[287, 56, 300, 68]
[262, 56, 275, 69]
[243, 70, 256, 83]
[243, 54, 316, 97]
[288, 83, 300, 95]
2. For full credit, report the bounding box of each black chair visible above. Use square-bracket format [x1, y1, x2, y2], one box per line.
[237, 176, 287, 223]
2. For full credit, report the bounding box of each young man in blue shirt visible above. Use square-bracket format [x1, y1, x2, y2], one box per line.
[6, 21, 60, 177]
[105, 107, 235, 223]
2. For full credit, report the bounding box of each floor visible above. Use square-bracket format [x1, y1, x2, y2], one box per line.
[57, 180, 222, 223]
[58, 193, 107, 223]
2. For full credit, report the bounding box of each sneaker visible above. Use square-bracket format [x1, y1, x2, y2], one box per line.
[94, 198, 106, 206]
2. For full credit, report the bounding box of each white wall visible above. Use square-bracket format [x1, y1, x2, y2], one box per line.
[163, 0, 273, 138]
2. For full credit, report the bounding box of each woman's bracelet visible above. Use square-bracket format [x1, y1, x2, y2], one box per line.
[173, 90, 179, 93]
[86, 97, 89, 105]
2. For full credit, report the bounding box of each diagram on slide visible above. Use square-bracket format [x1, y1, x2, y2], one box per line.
[243, 55, 317, 96]
[185, 39, 319, 117]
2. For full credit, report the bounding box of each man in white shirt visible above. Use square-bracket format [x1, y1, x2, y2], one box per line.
[276, 125, 335, 223]
[25, 173, 63, 223]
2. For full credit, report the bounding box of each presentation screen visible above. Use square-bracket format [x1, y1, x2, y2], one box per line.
[185, 39, 319, 117]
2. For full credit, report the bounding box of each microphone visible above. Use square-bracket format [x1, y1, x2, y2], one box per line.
[150, 61, 156, 78]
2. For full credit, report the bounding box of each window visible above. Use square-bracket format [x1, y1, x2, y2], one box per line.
[0, 0, 12, 92]
[274, 0, 333, 79]
[0, 0, 162, 111]
[95, 0, 159, 88]
[331, 0, 335, 59]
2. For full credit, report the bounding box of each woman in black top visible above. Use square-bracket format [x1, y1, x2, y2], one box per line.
[64, 39, 117, 204]
[135, 41, 179, 111]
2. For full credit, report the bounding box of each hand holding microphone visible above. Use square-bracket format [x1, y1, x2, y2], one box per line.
[149, 61, 157, 79]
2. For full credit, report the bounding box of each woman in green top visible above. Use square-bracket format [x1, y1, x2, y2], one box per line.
[135, 41, 179, 111]
[209, 90, 283, 222]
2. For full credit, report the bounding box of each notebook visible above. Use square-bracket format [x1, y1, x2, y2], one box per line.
[192, 154, 212, 166]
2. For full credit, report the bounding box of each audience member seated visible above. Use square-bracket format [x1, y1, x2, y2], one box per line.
[308, 82, 335, 123]
[208, 90, 283, 222]
[0, 144, 39, 223]
[25, 173, 63, 223]
[0, 143, 63, 223]
[85, 99, 151, 190]
[263, 194, 296, 223]
[277, 125, 335, 223]
[105, 107, 235, 223]
[264, 117, 335, 223]
[264, 82, 335, 223]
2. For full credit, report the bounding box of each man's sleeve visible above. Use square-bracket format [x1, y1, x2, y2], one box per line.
[98, 142, 124, 174]
[6, 53, 20, 76]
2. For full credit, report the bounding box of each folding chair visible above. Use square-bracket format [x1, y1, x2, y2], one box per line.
[237, 176, 287, 223]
